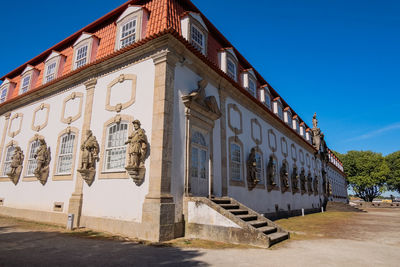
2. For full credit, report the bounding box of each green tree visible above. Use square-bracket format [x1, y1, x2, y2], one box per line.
[386, 151, 400, 194]
[342, 151, 390, 202]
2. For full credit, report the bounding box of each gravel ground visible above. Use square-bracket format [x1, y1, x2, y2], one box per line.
[0, 208, 399, 267]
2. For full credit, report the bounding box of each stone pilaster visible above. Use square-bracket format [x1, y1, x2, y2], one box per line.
[141, 50, 178, 242]
[219, 90, 228, 196]
[67, 78, 97, 228]
[0, 112, 11, 163]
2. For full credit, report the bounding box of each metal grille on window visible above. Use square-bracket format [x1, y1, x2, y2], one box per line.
[231, 143, 241, 181]
[21, 75, 31, 93]
[56, 134, 75, 174]
[27, 140, 40, 176]
[105, 123, 128, 171]
[2, 146, 15, 176]
[75, 45, 88, 69]
[191, 25, 204, 52]
[45, 62, 57, 83]
[120, 19, 136, 48]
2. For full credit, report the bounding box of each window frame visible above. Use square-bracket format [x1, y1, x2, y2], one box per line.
[0, 85, 8, 103]
[228, 136, 245, 186]
[43, 59, 58, 84]
[52, 127, 79, 181]
[19, 74, 32, 94]
[253, 147, 265, 188]
[248, 77, 257, 98]
[1, 143, 16, 177]
[74, 44, 89, 69]
[190, 23, 206, 54]
[226, 57, 237, 82]
[115, 7, 146, 51]
[23, 136, 43, 181]
[119, 17, 138, 49]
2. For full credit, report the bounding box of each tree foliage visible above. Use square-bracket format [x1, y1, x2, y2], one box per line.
[386, 151, 400, 194]
[341, 151, 390, 202]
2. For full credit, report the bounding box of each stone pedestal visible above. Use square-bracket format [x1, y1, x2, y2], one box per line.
[125, 166, 146, 186]
[77, 168, 96, 186]
[35, 166, 49, 185]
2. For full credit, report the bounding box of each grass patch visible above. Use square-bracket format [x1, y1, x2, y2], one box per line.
[275, 211, 357, 240]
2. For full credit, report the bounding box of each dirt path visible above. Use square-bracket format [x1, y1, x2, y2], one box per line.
[0, 208, 399, 266]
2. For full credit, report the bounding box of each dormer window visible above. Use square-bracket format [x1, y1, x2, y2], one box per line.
[242, 69, 257, 98]
[260, 85, 271, 109]
[292, 115, 300, 133]
[181, 12, 208, 55]
[227, 58, 237, 80]
[284, 108, 292, 126]
[19, 65, 39, 94]
[72, 33, 99, 70]
[299, 122, 305, 137]
[273, 97, 283, 120]
[116, 6, 149, 50]
[0, 86, 8, 103]
[20, 75, 31, 94]
[43, 51, 65, 84]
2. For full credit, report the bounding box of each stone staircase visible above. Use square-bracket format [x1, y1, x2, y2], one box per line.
[211, 197, 289, 246]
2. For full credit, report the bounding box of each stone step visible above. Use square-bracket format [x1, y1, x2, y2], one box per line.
[230, 209, 248, 215]
[212, 198, 231, 205]
[250, 220, 269, 228]
[220, 204, 240, 210]
[258, 226, 277, 235]
[268, 232, 289, 245]
[236, 214, 258, 221]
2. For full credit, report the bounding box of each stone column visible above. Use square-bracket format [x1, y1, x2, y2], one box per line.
[0, 112, 11, 162]
[67, 78, 97, 228]
[141, 50, 178, 242]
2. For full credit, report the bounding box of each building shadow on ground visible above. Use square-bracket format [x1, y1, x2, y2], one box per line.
[0, 230, 208, 267]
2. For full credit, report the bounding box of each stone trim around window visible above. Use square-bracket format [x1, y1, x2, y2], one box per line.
[0, 140, 19, 181]
[250, 118, 262, 145]
[98, 114, 134, 179]
[105, 74, 137, 112]
[22, 134, 44, 182]
[227, 103, 243, 135]
[8, 113, 23, 138]
[52, 127, 79, 181]
[31, 103, 50, 132]
[61, 92, 84, 124]
[228, 136, 245, 187]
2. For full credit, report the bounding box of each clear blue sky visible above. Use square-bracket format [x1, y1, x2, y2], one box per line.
[1, 0, 399, 157]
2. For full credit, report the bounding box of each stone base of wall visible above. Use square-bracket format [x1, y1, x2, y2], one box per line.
[356, 202, 400, 208]
[264, 208, 321, 221]
[0, 206, 67, 226]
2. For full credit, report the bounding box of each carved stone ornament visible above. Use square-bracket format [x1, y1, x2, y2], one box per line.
[105, 74, 137, 112]
[266, 156, 277, 187]
[6, 146, 24, 185]
[291, 166, 299, 194]
[181, 79, 222, 122]
[246, 148, 259, 190]
[280, 161, 290, 193]
[34, 138, 51, 185]
[78, 130, 100, 186]
[300, 169, 306, 194]
[31, 103, 50, 132]
[125, 119, 149, 186]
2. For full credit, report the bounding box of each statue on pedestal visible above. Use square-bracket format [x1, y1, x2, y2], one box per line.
[7, 146, 24, 185]
[267, 156, 277, 187]
[78, 130, 99, 186]
[291, 166, 299, 191]
[125, 120, 149, 186]
[34, 138, 51, 185]
[247, 148, 260, 190]
[311, 113, 321, 151]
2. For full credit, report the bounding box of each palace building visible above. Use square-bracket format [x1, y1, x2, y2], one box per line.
[0, 0, 347, 247]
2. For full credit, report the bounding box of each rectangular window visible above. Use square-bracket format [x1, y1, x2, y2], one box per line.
[56, 134, 75, 174]
[20, 75, 31, 94]
[230, 143, 242, 181]
[278, 106, 283, 120]
[75, 45, 88, 69]
[265, 94, 271, 109]
[191, 25, 204, 53]
[120, 19, 136, 49]
[45, 62, 57, 83]
[105, 123, 128, 171]
[255, 152, 263, 184]
[248, 79, 257, 98]
[0, 87, 7, 103]
[227, 58, 236, 81]
[2, 146, 15, 176]
[27, 140, 40, 176]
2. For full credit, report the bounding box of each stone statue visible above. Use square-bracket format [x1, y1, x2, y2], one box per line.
[34, 138, 51, 185]
[291, 166, 299, 190]
[7, 146, 24, 185]
[126, 120, 148, 168]
[247, 148, 260, 189]
[267, 156, 277, 187]
[280, 161, 289, 190]
[125, 120, 149, 185]
[307, 173, 313, 194]
[313, 176, 319, 195]
[300, 169, 306, 192]
[311, 113, 321, 151]
[78, 130, 99, 186]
